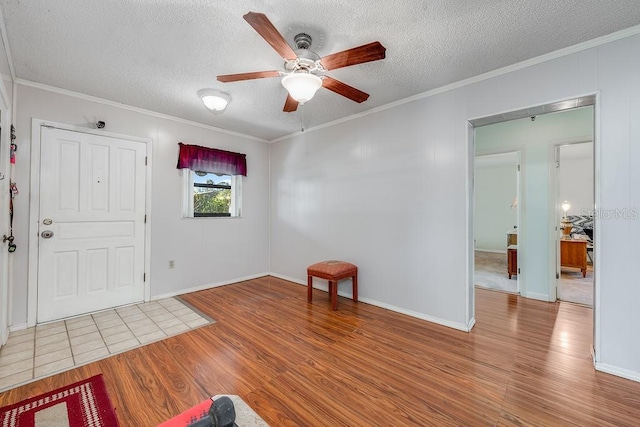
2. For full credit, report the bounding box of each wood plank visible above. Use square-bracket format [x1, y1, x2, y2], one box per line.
[2, 277, 640, 426]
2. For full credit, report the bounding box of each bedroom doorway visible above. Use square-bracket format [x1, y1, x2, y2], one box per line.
[469, 95, 596, 310]
[554, 141, 594, 306]
[474, 151, 520, 294]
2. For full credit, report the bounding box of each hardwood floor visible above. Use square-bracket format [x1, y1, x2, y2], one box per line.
[2, 276, 640, 426]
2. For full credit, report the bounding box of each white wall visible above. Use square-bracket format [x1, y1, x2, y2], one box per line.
[0, 32, 12, 343]
[10, 84, 270, 327]
[270, 32, 640, 380]
[474, 158, 518, 252]
[0, 84, 10, 345]
[558, 143, 594, 215]
[475, 108, 593, 300]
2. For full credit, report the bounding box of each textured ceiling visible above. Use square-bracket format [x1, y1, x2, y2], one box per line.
[1, 1, 640, 140]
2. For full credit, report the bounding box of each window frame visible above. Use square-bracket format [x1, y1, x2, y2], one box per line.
[182, 170, 242, 218]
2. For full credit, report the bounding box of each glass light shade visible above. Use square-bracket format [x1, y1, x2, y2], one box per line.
[198, 89, 231, 113]
[561, 200, 571, 213]
[281, 73, 322, 103]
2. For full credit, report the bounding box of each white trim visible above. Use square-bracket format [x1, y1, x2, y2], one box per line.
[474, 249, 507, 254]
[548, 135, 594, 305]
[523, 292, 550, 301]
[270, 273, 474, 332]
[270, 26, 640, 143]
[144, 135, 153, 303]
[592, 92, 602, 363]
[8, 322, 28, 333]
[27, 119, 153, 326]
[595, 362, 640, 383]
[465, 121, 475, 328]
[0, 5, 16, 81]
[151, 273, 269, 301]
[15, 78, 268, 143]
[0, 100, 9, 346]
[268, 272, 306, 286]
[7, 25, 639, 146]
[474, 146, 525, 296]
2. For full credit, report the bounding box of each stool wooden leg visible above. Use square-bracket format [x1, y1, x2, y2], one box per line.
[331, 281, 338, 310]
[352, 274, 358, 303]
[307, 275, 313, 302]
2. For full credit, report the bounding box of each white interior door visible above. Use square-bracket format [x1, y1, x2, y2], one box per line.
[37, 127, 147, 323]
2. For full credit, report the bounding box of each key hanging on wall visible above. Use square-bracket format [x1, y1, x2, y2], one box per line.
[10, 125, 16, 164]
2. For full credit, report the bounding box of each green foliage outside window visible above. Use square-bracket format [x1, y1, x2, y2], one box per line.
[194, 179, 231, 215]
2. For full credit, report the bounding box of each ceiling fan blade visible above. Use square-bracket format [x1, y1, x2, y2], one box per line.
[283, 94, 299, 112]
[217, 70, 280, 83]
[320, 41, 386, 71]
[322, 77, 370, 103]
[243, 12, 297, 61]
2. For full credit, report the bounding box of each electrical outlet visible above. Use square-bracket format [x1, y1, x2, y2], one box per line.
[169, 260, 175, 269]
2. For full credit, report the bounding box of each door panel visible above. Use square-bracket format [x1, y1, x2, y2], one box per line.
[38, 127, 146, 323]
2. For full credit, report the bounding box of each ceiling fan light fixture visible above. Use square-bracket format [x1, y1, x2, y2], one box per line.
[198, 89, 231, 113]
[281, 73, 322, 103]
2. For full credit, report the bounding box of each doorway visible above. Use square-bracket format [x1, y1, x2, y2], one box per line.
[28, 121, 151, 325]
[469, 96, 595, 308]
[554, 141, 594, 306]
[474, 151, 520, 294]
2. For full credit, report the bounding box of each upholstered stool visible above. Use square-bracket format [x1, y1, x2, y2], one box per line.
[307, 260, 358, 310]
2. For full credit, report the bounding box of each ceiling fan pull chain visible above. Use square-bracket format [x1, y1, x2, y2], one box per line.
[300, 104, 305, 132]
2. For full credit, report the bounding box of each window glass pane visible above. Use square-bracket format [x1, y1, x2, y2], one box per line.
[193, 172, 232, 216]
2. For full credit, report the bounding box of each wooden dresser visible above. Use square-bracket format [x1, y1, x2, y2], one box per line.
[560, 239, 588, 277]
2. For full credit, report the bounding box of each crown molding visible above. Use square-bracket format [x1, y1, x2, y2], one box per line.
[15, 78, 268, 143]
[270, 24, 640, 143]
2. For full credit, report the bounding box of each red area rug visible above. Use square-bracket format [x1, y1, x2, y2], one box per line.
[0, 374, 119, 426]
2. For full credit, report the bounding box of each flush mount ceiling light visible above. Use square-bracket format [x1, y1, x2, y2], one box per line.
[281, 72, 323, 104]
[198, 89, 231, 113]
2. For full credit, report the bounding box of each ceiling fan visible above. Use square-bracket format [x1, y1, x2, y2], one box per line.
[217, 12, 386, 112]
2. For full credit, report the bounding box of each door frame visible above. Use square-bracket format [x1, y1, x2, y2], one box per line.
[473, 147, 524, 296]
[467, 93, 600, 365]
[549, 138, 594, 305]
[27, 119, 152, 327]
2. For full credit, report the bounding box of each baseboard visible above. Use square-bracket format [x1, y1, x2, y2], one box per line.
[467, 317, 477, 331]
[269, 272, 305, 285]
[269, 273, 473, 332]
[151, 272, 270, 301]
[475, 249, 507, 254]
[524, 292, 550, 302]
[595, 362, 640, 383]
[9, 322, 28, 333]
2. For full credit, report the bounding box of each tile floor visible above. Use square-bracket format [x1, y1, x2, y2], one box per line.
[0, 297, 214, 392]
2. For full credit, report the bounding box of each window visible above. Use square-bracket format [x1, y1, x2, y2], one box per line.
[177, 143, 246, 218]
[183, 170, 242, 217]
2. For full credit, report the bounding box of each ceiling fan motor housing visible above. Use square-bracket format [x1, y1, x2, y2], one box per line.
[294, 33, 313, 50]
[284, 33, 322, 73]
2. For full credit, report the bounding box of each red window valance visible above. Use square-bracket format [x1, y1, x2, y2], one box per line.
[176, 143, 247, 176]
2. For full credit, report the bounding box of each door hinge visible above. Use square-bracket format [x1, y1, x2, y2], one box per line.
[143, 273, 146, 282]
[518, 268, 521, 274]
[556, 272, 560, 279]
[517, 164, 520, 172]
[555, 160, 560, 168]
[145, 156, 148, 166]
[144, 214, 147, 223]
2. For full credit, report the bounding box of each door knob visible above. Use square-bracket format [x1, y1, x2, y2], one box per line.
[41, 230, 54, 239]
